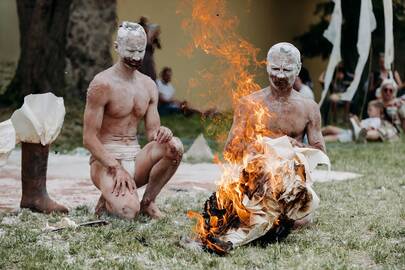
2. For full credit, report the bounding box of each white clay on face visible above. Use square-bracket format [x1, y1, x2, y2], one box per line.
[116, 21, 147, 61]
[266, 42, 302, 90]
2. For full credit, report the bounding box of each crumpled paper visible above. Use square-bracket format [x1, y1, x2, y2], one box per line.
[43, 217, 78, 232]
[11, 93, 65, 145]
[0, 119, 16, 167]
[219, 136, 330, 247]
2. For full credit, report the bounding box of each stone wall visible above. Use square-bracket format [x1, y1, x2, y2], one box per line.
[65, 0, 117, 99]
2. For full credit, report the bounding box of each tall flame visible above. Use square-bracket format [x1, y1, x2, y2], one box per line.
[177, 0, 266, 146]
[179, 0, 286, 254]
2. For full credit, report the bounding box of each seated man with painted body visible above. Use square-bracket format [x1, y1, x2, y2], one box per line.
[224, 42, 326, 227]
[83, 22, 183, 219]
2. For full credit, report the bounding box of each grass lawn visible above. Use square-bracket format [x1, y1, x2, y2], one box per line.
[0, 140, 404, 269]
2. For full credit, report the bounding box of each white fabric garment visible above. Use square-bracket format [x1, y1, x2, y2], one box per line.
[156, 79, 175, 102]
[0, 119, 16, 167]
[360, 117, 381, 129]
[11, 93, 65, 145]
[340, 0, 376, 101]
[383, 0, 394, 70]
[319, 0, 342, 105]
[298, 84, 315, 100]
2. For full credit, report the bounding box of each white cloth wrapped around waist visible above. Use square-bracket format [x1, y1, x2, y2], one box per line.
[90, 137, 141, 164]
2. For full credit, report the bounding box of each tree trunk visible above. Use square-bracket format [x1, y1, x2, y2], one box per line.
[1, 0, 72, 106]
[65, 0, 117, 100]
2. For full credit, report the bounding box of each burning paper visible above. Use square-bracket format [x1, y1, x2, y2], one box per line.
[189, 136, 329, 255]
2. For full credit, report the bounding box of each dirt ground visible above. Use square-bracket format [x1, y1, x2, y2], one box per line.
[0, 151, 360, 212]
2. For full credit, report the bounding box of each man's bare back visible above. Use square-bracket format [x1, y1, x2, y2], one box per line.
[83, 22, 183, 219]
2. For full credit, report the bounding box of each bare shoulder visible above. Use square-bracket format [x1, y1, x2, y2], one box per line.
[137, 71, 156, 89]
[241, 87, 269, 104]
[86, 70, 113, 104]
[137, 71, 158, 97]
[292, 91, 318, 110]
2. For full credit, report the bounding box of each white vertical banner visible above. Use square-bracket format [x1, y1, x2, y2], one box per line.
[319, 0, 342, 105]
[340, 0, 376, 101]
[383, 0, 394, 70]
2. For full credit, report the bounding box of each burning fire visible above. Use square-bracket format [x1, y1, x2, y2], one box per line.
[178, 0, 318, 255]
[177, 0, 266, 144]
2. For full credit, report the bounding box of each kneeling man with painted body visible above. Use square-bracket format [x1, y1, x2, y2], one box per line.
[83, 22, 183, 219]
[225, 42, 326, 227]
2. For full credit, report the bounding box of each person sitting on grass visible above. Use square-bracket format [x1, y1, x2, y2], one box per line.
[156, 67, 200, 116]
[322, 100, 398, 143]
[376, 79, 405, 132]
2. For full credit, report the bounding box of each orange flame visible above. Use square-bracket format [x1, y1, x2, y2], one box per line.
[177, 0, 266, 145]
[178, 0, 285, 254]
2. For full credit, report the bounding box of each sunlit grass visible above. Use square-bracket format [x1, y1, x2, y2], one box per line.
[0, 141, 404, 269]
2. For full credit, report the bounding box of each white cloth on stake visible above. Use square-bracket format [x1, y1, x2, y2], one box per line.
[11, 93, 65, 145]
[319, 0, 342, 105]
[383, 0, 394, 70]
[340, 0, 376, 101]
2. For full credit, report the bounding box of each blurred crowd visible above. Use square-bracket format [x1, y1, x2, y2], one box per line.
[317, 53, 404, 143]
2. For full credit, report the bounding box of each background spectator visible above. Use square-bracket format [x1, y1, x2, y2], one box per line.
[138, 16, 161, 81]
[319, 62, 353, 124]
[377, 79, 405, 132]
[294, 76, 314, 100]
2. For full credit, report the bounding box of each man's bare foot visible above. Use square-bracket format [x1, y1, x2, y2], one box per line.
[20, 195, 68, 214]
[140, 202, 164, 219]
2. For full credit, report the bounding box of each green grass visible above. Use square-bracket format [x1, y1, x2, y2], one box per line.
[0, 141, 404, 269]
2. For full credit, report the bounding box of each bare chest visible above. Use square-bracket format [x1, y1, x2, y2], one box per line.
[250, 100, 309, 137]
[105, 82, 150, 119]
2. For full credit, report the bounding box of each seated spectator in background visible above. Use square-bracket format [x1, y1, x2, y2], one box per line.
[377, 79, 405, 132]
[157, 67, 200, 116]
[369, 53, 402, 101]
[322, 100, 398, 143]
[294, 75, 314, 100]
[157, 67, 181, 115]
[299, 58, 313, 89]
[319, 62, 353, 124]
[138, 16, 161, 81]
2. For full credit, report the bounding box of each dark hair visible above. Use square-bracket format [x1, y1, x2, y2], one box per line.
[160, 67, 172, 77]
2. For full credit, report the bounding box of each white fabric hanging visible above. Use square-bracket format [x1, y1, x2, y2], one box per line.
[319, 0, 342, 105]
[0, 119, 16, 167]
[340, 0, 376, 101]
[383, 0, 394, 70]
[11, 93, 65, 145]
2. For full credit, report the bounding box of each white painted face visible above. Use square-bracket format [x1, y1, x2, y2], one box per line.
[115, 22, 147, 69]
[266, 42, 301, 91]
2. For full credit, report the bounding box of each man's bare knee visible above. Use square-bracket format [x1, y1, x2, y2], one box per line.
[106, 195, 140, 219]
[119, 203, 140, 219]
[164, 137, 184, 166]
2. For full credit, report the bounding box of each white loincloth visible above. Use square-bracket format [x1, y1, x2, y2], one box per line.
[90, 138, 142, 178]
